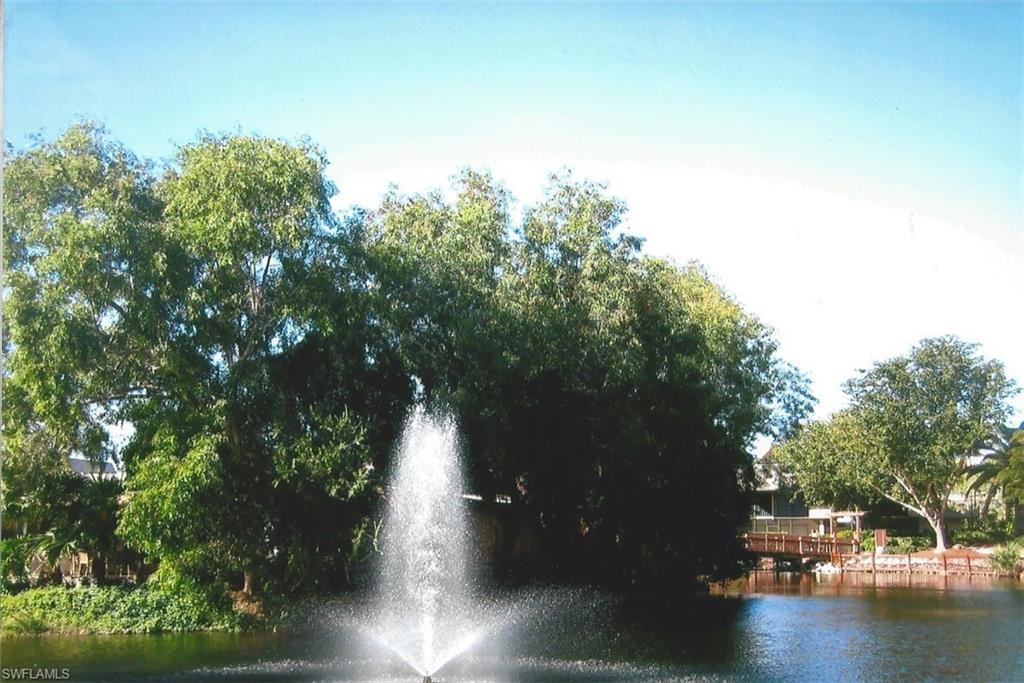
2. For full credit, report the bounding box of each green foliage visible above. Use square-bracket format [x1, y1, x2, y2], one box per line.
[846, 337, 1014, 496]
[42, 473, 123, 567]
[849, 531, 931, 554]
[1000, 435, 1024, 505]
[357, 169, 814, 588]
[1, 537, 35, 592]
[967, 425, 1023, 494]
[967, 425, 1024, 537]
[1, 123, 153, 575]
[271, 410, 373, 501]
[5, 126, 814, 596]
[0, 581, 248, 635]
[2, 471, 123, 587]
[5, 124, 398, 594]
[117, 431, 229, 577]
[951, 515, 1012, 546]
[2, 123, 164, 466]
[774, 411, 877, 510]
[1, 123, 174, 590]
[990, 541, 1023, 573]
[777, 337, 1017, 551]
[883, 536, 934, 554]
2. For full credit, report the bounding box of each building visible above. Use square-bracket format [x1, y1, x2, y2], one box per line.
[749, 477, 836, 536]
[67, 456, 121, 481]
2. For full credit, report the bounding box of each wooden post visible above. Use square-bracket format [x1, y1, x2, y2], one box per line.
[966, 554, 972, 577]
[871, 552, 876, 573]
[942, 552, 948, 575]
[907, 552, 913, 575]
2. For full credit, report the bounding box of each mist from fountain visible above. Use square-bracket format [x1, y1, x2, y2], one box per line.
[368, 406, 491, 678]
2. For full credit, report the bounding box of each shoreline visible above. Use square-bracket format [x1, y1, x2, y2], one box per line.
[713, 568, 1023, 596]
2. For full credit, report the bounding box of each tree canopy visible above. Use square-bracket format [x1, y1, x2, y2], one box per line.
[3, 124, 812, 594]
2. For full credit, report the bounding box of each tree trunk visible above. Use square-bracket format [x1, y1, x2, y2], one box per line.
[979, 484, 997, 518]
[92, 553, 108, 586]
[243, 569, 254, 595]
[1012, 503, 1024, 537]
[135, 559, 153, 583]
[927, 514, 948, 552]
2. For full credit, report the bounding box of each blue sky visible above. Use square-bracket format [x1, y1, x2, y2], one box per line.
[6, 2, 1023, 429]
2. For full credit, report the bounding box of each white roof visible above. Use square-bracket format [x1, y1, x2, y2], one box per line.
[67, 457, 119, 479]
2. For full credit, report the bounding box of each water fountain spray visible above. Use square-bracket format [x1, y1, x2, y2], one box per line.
[371, 406, 484, 679]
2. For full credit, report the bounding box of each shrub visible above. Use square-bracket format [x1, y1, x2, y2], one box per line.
[990, 541, 1022, 574]
[833, 528, 874, 551]
[1, 537, 34, 593]
[884, 536, 933, 554]
[0, 578, 253, 635]
[951, 515, 1011, 546]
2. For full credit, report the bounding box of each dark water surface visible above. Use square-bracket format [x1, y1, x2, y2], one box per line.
[2, 573, 1022, 682]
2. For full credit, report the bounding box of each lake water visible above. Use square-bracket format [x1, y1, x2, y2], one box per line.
[2, 573, 1022, 682]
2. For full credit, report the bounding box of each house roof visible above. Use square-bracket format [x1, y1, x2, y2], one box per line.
[67, 457, 119, 479]
[753, 447, 782, 491]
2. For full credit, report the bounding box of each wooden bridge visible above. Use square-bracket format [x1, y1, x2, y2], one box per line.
[743, 532, 860, 560]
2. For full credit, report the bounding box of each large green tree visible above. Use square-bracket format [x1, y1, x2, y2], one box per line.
[5, 126, 810, 595]
[355, 170, 813, 588]
[123, 133, 410, 592]
[778, 336, 1017, 551]
[3, 124, 165, 472]
[3, 125, 406, 594]
[771, 411, 877, 512]
[2, 124, 166, 578]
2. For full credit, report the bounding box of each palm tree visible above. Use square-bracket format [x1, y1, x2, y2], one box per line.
[29, 531, 81, 584]
[967, 422, 1024, 531]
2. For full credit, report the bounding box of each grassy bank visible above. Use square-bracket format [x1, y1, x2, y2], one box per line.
[0, 584, 256, 636]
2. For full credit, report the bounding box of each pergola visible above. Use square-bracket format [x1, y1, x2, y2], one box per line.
[827, 510, 867, 539]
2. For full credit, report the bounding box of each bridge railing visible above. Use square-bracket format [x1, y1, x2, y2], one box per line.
[743, 532, 859, 558]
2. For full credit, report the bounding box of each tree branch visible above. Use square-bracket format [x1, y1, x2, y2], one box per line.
[890, 470, 928, 512]
[871, 485, 927, 518]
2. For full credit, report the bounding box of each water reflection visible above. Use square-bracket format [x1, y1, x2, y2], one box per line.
[725, 573, 1024, 681]
[735, 570, 1024, 595]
